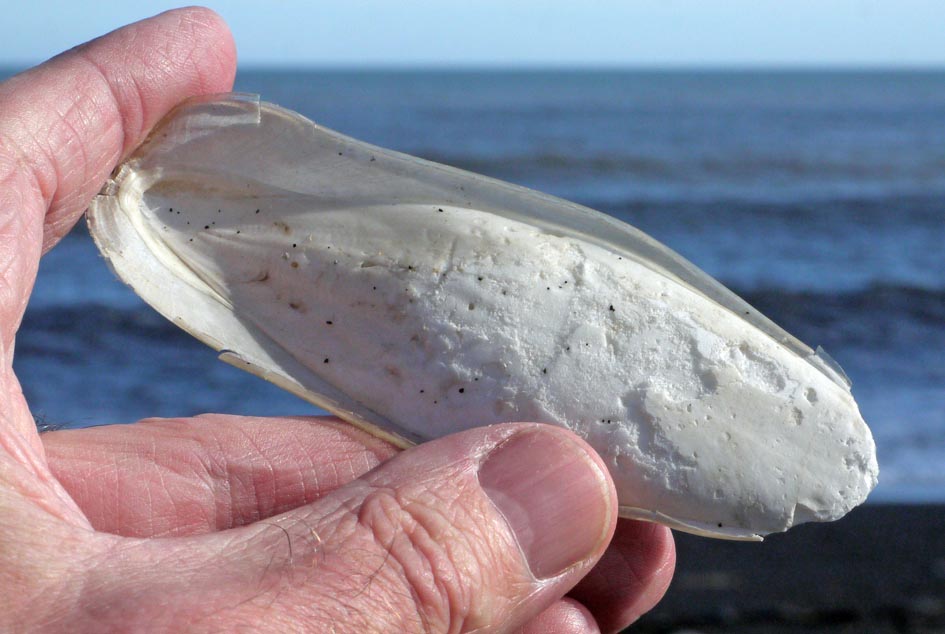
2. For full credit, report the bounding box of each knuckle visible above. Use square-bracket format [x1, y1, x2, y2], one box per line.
[355, 487, 499, 633]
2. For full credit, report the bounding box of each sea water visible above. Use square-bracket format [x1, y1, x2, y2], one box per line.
[9, 69, 945, 502]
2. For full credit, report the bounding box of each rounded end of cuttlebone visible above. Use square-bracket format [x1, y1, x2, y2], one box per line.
[610, 387, 878, 541]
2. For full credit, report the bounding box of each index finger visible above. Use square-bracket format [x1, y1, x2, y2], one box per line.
[0, 7, 236, 346]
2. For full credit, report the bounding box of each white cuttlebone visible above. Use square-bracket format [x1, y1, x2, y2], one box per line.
[88, 94, 878, 540]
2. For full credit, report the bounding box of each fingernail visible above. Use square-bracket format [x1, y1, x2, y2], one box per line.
[479, 429, 613, 579]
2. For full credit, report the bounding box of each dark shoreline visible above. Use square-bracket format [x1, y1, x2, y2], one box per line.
[633, 504, 945, 633]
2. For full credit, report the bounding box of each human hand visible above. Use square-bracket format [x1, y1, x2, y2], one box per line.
[0, 7, 675, 633]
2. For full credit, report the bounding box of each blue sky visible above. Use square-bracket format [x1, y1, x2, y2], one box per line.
[2, 0, 944, 68]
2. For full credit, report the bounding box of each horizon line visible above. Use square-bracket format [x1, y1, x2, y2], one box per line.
[4, 62, 945, 75]
[238, 63, 945, 73]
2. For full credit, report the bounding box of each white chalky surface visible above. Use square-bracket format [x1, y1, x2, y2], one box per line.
[142, 192, 876, 537]
[89, 96, 878, 539]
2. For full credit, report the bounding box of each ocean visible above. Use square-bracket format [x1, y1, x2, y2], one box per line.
[8, 69, 945, 502]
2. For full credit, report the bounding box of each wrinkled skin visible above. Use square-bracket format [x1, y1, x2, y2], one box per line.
[0, 7, 675, 633]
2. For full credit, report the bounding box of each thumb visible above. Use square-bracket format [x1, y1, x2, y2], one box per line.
[288, 423, 616, 632]
[104, 424, 617, 632]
